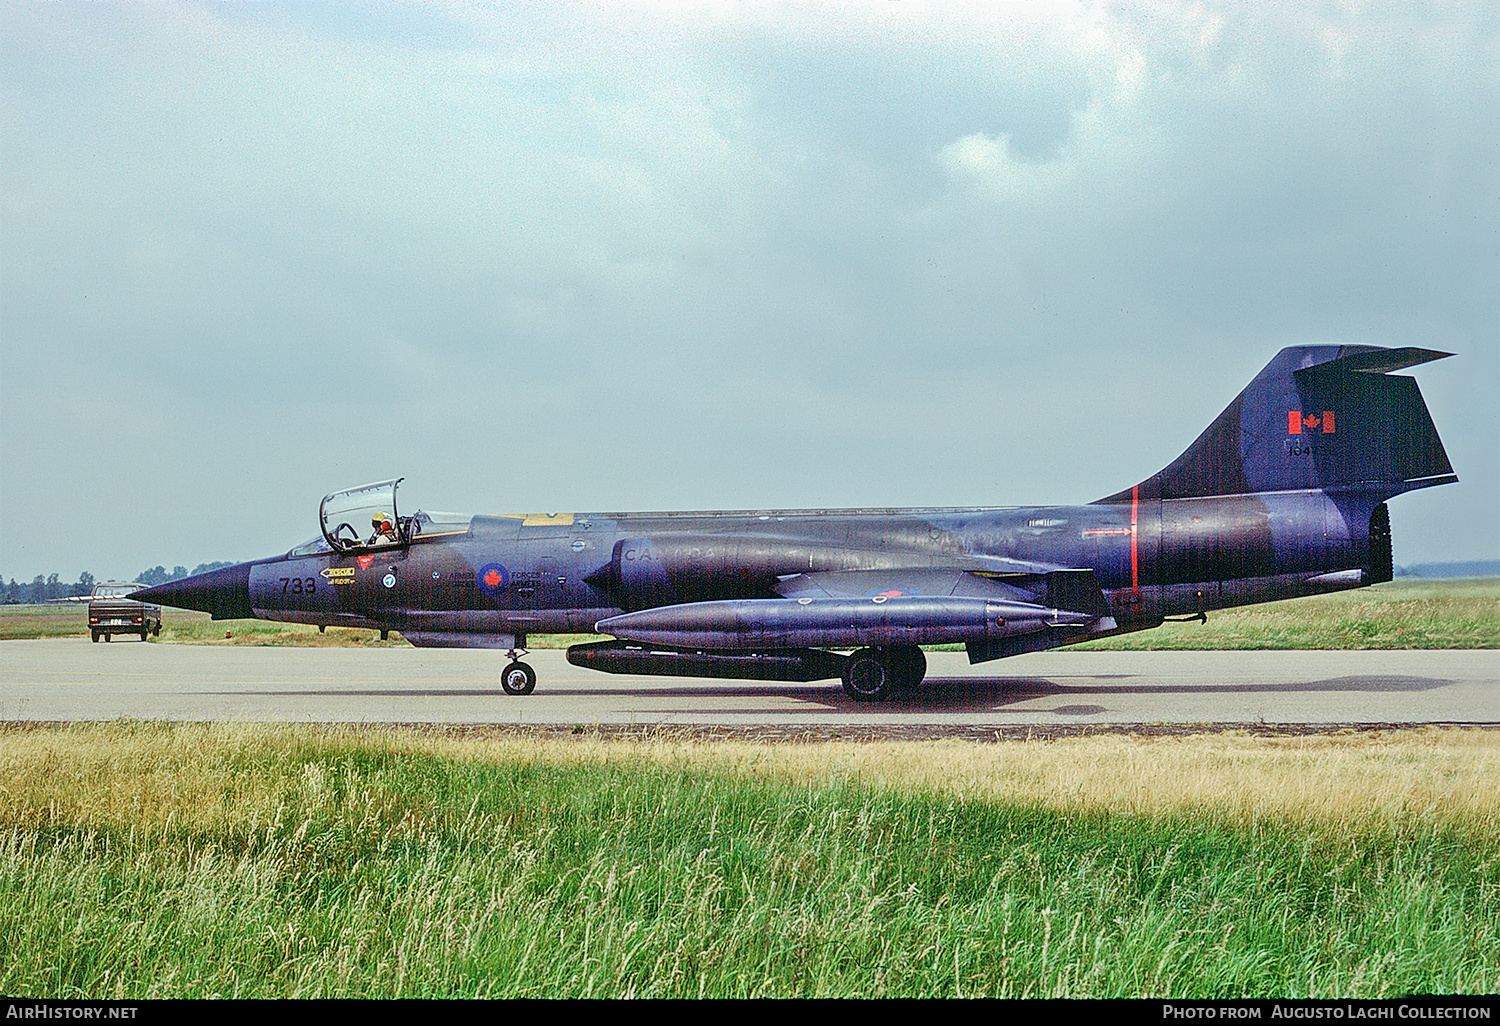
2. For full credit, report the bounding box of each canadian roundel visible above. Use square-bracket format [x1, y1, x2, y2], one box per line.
[477, 563, 510, 595]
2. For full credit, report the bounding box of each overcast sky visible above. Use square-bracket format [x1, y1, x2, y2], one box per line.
[2, 1, 1495, 582]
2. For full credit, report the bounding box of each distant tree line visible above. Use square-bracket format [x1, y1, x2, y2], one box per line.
[0, 563, 235, 604]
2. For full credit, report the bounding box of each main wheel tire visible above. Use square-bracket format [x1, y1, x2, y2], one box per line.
[501, 660, 537, 696]
[887, 646, 927, 690]
[842, 648, 891, 702]
[103, 633, 111, 642]
[91, 631, 99, 643]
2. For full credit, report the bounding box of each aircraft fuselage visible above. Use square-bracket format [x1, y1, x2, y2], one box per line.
[243, 489, 1381, 643]
[133, 344, 1453, 700]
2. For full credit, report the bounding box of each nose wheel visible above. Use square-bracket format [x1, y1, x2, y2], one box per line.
[501, 651, 537, 696]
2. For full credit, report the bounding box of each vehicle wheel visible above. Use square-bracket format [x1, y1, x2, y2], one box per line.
[887, 646, 927, 690]
[103, 633, 111, 642]
[501, 660, 537, 696]
[842, 648, 890, 702]
[91, 631, 99, 643]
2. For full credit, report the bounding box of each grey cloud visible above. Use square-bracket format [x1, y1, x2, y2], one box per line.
[1, 2, 1493, 579]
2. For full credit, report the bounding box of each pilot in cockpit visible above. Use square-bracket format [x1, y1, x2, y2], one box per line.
[368, 512, 399, 545]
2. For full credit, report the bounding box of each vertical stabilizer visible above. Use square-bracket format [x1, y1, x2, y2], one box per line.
[1096, 346, 1456, 503]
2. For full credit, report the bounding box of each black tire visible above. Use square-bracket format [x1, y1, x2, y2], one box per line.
[91, 631, 99, 643]
[887, 646, 927, 690]
[103, 633, 111, 642]
[842, 648, 890, 702]
[501, 660, 537, 696]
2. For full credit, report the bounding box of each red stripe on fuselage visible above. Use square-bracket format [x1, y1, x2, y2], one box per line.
[1131, 484, 1140, 594]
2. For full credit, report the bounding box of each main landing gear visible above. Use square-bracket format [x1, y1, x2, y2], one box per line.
[841, 645, 926, 702]
[501, 647, 537, 696]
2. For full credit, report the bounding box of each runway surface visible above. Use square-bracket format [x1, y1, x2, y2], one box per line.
[0, 639, 1494, 728]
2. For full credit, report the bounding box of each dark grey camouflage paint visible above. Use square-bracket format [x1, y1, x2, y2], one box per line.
[135, 345, 1455, 694]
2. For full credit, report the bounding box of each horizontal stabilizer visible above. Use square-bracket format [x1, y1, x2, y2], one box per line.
[1296, 347, 1452, 377]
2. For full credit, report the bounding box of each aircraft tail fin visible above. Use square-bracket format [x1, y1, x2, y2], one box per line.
[1095, 345, 1456, 503]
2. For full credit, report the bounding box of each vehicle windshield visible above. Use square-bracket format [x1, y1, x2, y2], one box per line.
[93, 585, 139, 598]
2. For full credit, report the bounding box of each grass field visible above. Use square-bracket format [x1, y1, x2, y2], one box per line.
[0, 723, 1495, 998]
[1, 578, 1495, 649]
[1075, 577, 1499, 651]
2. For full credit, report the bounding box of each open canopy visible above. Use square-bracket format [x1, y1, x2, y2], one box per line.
[315, 479, 471, 553]
[320, 478, 406, 552]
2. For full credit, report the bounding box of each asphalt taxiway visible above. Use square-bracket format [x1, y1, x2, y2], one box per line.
[0, 639, 1494, 728]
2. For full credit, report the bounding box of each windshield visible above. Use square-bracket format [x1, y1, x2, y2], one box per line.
[288, 535, 333, 557]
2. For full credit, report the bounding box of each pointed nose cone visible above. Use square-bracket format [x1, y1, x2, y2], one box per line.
[131, 562, 255, 620]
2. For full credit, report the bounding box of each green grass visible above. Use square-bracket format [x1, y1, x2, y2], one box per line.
[0, 604, 593, 647]
[151, 614, 409, 647]
[1, 724, 1496, 998]
[146, 617, 603, 648]
[3, 577, 1493, 648]
[1073, 577, 1498, 651]
[0, 602, 94, 641]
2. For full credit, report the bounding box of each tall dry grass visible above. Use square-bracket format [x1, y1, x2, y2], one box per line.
[1, 724, 1495, 997]
[3, 723, 1496, 833]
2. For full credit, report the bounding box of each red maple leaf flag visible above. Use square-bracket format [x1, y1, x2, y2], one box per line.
[1288, 411, 1335, 435]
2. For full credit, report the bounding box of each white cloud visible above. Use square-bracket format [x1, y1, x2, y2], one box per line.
[938, 131, 1075, 205]
[0, 1, 1494, 575]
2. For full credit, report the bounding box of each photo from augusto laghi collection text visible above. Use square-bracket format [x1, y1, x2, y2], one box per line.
[1161, 1004, 1495, 1021]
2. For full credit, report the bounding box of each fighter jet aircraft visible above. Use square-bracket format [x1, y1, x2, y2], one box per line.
[134, 345, 1456, 701]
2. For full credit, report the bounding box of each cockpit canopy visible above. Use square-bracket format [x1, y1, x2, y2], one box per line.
[317, 479, 470, 553]
[320, 479, 408, 552]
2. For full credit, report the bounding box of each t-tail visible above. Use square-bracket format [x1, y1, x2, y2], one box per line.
[1093, 345, 1456, 614]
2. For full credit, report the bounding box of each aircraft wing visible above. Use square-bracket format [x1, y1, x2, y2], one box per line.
[774, 566, 1111, 617]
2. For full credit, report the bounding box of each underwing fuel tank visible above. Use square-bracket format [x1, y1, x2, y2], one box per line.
[595, 595, 1096, 650]
[567, 641, 848, 682]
